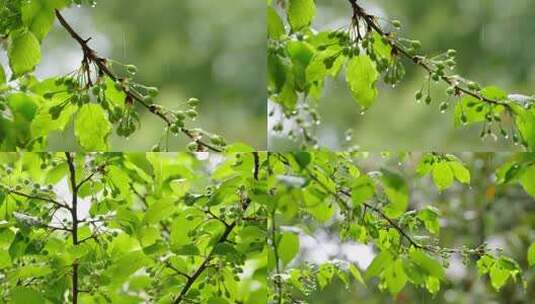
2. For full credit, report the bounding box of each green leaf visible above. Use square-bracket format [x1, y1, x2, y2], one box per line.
[31, 100, 77, 139]
[288, 0, 316, 31]
[306, 47, 346, 84]
[11, 287, 45, 304]
[432, 162, 454, 191]
[351, 175, 374, 207]
[278, 232, 299, 265]
[380, 170, 409, 218]
[365, 251, 393, 279]
[384, 259, 407, 295]
[449, 161, 470, 184]
[410, 249, 444, 279]
[8, 31, 42, 78]
[21, 0, 57, 41]
[512, 105, 535, 150]
[528, 243, 535, 267]
[481, 86, 507, 101]
[346, 55, 379, 109]
[74, 104, 111, 151]
[268, 7, 285, 39]
[417, 206, 440, 235]
[519, 165, 535, 198]
[292, 152, 312, 169]
[349, 264, 365, 286]
[489, 264, 510, 290]
[425, 276, 440, 295]
[143, 198, 174, 224]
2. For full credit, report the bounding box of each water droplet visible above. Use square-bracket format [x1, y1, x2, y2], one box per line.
[440, 110, 446, 114]
[360, 111, 366, 116]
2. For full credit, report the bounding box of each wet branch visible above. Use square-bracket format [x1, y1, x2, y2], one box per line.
[347, 0, 512, 110]
[54, 10, 222, 152]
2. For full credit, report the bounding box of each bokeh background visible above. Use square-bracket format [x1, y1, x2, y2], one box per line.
[282, 152, 535, 303]
[269, 0, 535, 151]
[20, 0, 266, 150]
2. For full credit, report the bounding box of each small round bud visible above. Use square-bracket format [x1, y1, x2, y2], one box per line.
[187, 97, 200, 107]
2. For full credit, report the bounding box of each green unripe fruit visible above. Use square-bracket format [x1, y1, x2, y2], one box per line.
[187, 142, 198, 151]
[147, 87, 159, 97]
[187, 97, 200, 107]
[81, 94, 90, 104]
[425, 95, 432, 104]
[92, 86, 101, 95]
[439, 102, 449, 112]
[392, 20, 401, 29]
[210, 135, 225, 146]
[174, 111, 186, 120]
[174, 119, 185, 128]
[447, 49, 457, 57]
[415, 91, 423, 100]
[143, 95, 153, 103]
[411, 40, 422, 49]
[467, 81, 480, 91]
[126, 65, 137, 74]
[446, 87, 455, 95]
[460, 112, 468, 125]
[185, 109, 198, 119]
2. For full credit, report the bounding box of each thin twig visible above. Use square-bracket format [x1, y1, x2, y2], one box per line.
[347, 0, 512, 110]
[54, 10, 222, 152]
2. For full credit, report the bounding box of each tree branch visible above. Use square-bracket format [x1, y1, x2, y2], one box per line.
[1, 184, 70, 210]
[347, 0, 512, 110]
[65, 152, 79, 304]
[54, 10, 222, 152]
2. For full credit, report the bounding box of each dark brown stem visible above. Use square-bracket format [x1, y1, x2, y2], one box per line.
[65, 152, 79, 304]
[54, 10, 222, 152]
[172, 153, 260, 304]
